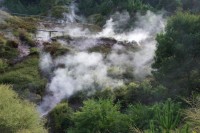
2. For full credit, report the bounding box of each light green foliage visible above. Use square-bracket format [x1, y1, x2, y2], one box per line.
[30, 47, 39, 55]
[176, 124, 190, 133]
[15, 29, 36, 46]
[127, 104, 155, 130]
[184, 97, 200, 132]
[155, 99, 181, 133]
[92, 88, 115, 100]
[0, 59, 8, 72]
[48, 103, 74, 133]
[6, 16, 37, 33]
[125, 80, 167, 105]
[127, 100, 183, 133]
[0, 35, 19, 60]
[0, 85, 47, 133]
[70, 99, 129, 133]
[145, 124, 190, 133]
[0, 56, 47, 96]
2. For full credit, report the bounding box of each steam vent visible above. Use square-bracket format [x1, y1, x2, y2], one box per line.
[0, 0, 199, 133]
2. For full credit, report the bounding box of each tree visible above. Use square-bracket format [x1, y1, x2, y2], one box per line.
[0, 85, 47, 133]
[70, 99, 129, 133]
[153, 12, 200, 96]
[48, 102, 74, 133]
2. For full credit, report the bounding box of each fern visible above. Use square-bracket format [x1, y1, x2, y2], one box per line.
[155, 99, 181, 133]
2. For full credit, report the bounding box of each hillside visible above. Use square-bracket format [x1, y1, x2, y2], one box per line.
[0, 0, 200, 133]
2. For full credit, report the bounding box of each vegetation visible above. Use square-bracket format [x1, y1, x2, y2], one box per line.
[154, 99, 181, 132]
[184, 97, 200, 132]
[153, 12, 200, 97]
[0, 55, 47, 97]
[0, 85, 47, 133]
[0, 1, 200, 133]
[48, 103, 74, 133]
[43, 41, 71, 57]
[3, 0, 72, 16]
[0, 35, 19, 61]
[70, 99, 129, 133]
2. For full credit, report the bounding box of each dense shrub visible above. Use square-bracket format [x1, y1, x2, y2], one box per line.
[0, 55, 47, 96]
[6, 16, 37, 33]
[77, 0, 152, 17]
[0, 85, 47, 133]
[51, 6, 69, 19]
[0, 59, 8, 72]
[16, 29, 36, 47]
[153, 12, 200, 96]
[48, 103, 74, 133]
[184, 97, 200, 132]
[124, 80, 168, 105]
[70, 99, 130, 133]
[43, 41, 71, 57]
[127, 104, 155, 130]
[154, 99, 182, 132]
[127, 99, 182, 132]
[3, 0, 72, 16]
[0, 38, 19, 60]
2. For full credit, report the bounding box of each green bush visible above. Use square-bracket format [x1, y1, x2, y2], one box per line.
[0, 55, 47, 96]
[48, 102, 74, 133]
[127, 104, 155, 130]
[0, 59, 8, 72]
[153, 12, 200, 96]
[3, 0, 72, 16]
[51, 6, 69, 19]
[184, 97, 200, 132]
[70, 99, 130, 133]
[127, 100, 183, 133]
[154, 99, 182, 133]
[6, 16, 37, 33]
[16, 29, 35, 47]
[92, 87, 115, 100]
[43, 41, 71, 57]
[0, 38, 19, 60]
[30, 47, 39, 55]
[124, 80, 167, 105]
[0, 85, 47, 133]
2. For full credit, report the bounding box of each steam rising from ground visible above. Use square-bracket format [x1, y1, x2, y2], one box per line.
[38, 10, 166, 115]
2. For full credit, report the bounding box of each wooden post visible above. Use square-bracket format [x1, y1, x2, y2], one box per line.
[49, 31, 52, 38]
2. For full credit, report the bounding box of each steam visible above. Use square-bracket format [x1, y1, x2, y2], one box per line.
[63, 1, 85, 23]
[38, 10, 166, 115]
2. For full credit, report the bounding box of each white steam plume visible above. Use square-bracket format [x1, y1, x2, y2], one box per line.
[63, 2, 85, 23]
[38, 11, 166, 115]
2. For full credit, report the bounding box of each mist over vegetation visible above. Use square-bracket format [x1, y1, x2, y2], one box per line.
[0, 0, 200, 133]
